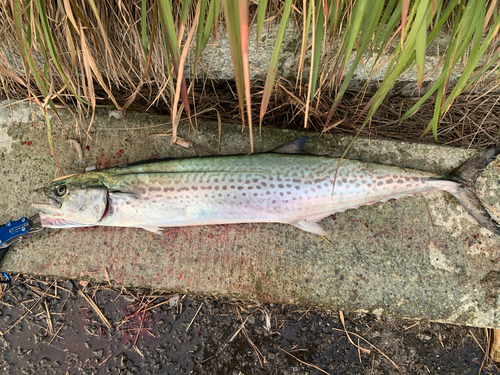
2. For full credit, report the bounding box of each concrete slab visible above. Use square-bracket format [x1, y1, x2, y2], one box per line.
[1, 100, 500, 328]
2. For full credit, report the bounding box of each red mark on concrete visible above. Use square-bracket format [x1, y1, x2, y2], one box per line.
[117, 149, 125, 156]
[85, 145, 90, 151]
[177, 273, 183, 280]
[21, 141, 32, 145]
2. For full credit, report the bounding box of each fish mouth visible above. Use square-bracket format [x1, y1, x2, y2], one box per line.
[32, 197, 62, 213]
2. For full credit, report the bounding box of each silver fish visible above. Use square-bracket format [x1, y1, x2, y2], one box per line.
[33, 137, 500, 236]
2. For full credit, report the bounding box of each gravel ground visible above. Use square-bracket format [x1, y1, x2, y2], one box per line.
[0, 275, 498, 375]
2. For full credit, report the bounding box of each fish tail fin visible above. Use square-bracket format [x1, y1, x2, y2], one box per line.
[444, 148, 500, 235]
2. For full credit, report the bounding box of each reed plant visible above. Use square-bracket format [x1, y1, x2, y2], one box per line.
[0, 0, 499, 157]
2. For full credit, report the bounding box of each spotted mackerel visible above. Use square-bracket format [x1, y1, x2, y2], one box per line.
[33, 138, 500, 236]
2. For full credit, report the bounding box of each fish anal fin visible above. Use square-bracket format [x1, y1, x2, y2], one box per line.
[290, 219, 326, 235]
[140, 226, 164, 235]
[272, 137, 309, 154]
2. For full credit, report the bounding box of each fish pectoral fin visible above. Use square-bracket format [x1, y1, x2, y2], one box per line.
[290, 219, 326, 235]
[109, 191, 138, 203]
[140, 226, 164, 235]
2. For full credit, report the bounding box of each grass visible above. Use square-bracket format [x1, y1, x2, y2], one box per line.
[0, 0, 500, 160]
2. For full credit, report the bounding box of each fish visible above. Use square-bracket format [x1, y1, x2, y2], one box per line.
[33, 137, 500, 236]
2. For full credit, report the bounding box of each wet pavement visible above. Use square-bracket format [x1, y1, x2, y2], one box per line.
[0, 275, 498, 374]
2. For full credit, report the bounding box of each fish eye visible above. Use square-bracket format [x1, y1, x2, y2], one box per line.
[55, 185, 67, 197]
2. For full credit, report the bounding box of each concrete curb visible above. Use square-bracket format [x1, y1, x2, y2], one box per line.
[1, 100, 500, 328]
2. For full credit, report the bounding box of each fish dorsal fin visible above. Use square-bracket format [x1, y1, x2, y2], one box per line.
[272, 137, 309, 154]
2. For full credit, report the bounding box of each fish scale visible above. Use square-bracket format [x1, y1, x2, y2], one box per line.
[33, 138, 500, 236]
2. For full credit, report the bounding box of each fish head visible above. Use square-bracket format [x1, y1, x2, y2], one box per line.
[33, 174, 109, 227]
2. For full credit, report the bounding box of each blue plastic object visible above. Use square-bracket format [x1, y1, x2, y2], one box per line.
[0, 217, 29, 249]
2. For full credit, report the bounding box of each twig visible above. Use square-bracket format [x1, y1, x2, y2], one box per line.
[79, 291, 112, 329]
[186, 302, 203, 332]
[279, 347, 330, 375]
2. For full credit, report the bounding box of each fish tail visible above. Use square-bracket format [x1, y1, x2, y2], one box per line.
[443, 148, 500, 235]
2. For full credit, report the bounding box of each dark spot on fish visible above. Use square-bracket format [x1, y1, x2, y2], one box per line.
[233, 196, 237, 199]
[254, 193, 258, 196]
[283, 200, 289, 203]
[204, 194, 208, 197]
[278, 184, 284, 188]
[126, 202, 130, 205]
[135, 187, 146, 194]
[144, 197, 149, 200]
[376, 176, 384, 179]
[272, 200, 276, 204]
[349, 179, 356, 183]
[227, 194, 230, 197]
[215, 186, 219, 190]
[242, 193, 246, 196]
[245, 180, 251, 184]
[287, 191, 291, 195]
[156, 194, 163, 198]
[270, 184, 275, 188]
[317, 185, 322, 189]
[163, 187, 175, 192]
[248, 186, 254, 190]
[229, 179, 234, 182]
[367, 184, 372, 187]
[311, 188, 315, 192]
[305, 181, 312, 185]
[253, 179, 258, 183]
[177, 187, 189, 192]
[342, 178, 348, 183]
[405, 177, 410, 181]
[361, 180, 367, 183]
[412, 177, 420, 181]
[266, 191, 271, 195]
[261, 182, 267, 187]
[269, 177, 274, 181]
[397, 179, 404, 184]
[149, 187, 161, 191]
[191, 186, 198, 190]
[152, 200, 157, 203]
[279, 192, 284, 197]
[285, 178, 290, 182]
[222, 186, 228, 190]
[386, 179, 393, 184]
[214, 179, 219, 183]
[277, 177, 282, 181]
[292, 179, 301, 183]
[337, 182, 342, 187]
[355, 184, 360, 188]
[377, 181, 383, 186]
[256, 186, 261, 190]
[295, 186, 300, 190]
[324, 183, 329, 187]
[286, 184, 292, 188]
[218, 194, 222, 197]
[230, 185, 235, 189]
[237, 186, 244, 190]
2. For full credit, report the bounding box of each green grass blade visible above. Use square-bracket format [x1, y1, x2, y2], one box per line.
[141, 0, 148, 60]
[180, 0, 191, 24]
[415, 11, 427, 93]
[307, 0, 325, 101]
[221, 0, 245, 124]
[256, 0, 268, 49]
[158, 0, 191, 116]
[259, 0, 292, 126]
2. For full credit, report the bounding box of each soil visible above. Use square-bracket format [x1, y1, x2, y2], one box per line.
[0, 275, 498, 375]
